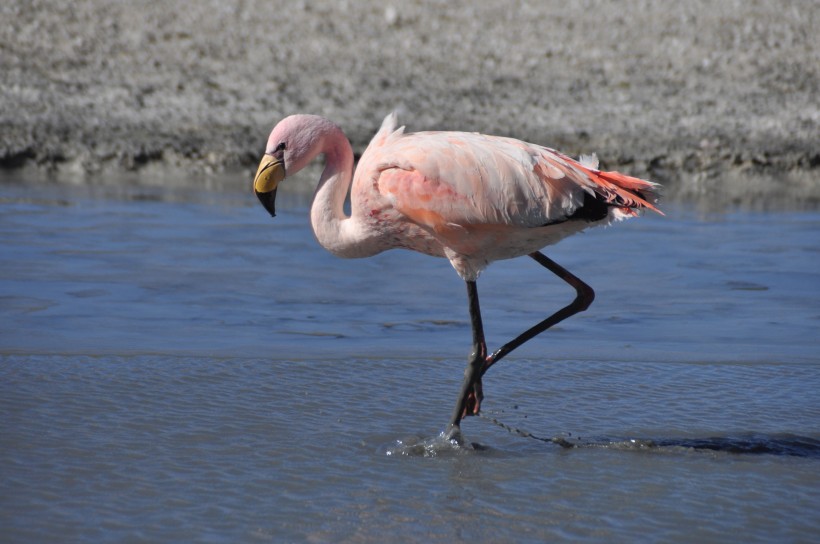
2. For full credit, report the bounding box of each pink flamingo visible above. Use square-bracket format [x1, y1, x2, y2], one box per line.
[253, 113, 661, 434]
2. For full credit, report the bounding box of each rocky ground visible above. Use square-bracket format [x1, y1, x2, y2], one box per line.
[1, 0, 818, 208]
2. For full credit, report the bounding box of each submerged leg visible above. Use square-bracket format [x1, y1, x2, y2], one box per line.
[481, 251, 595, 376]
[448, 280, 488, 430]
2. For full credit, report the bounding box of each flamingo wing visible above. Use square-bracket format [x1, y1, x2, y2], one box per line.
[358, 116, 659, 237]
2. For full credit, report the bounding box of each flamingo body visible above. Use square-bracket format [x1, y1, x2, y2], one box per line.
[261, 113, 658, 280]
[253, 112, 661, 433]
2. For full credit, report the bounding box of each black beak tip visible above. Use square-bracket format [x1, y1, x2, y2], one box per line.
[255, 189, 277, 218]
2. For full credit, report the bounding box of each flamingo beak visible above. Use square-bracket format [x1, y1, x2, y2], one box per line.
[253, 154, 285, 217]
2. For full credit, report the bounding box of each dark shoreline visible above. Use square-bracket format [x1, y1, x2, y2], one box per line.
[2, 1, 817, 207]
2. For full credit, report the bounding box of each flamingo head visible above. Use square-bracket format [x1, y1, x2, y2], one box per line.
[254, 114, 344, 217]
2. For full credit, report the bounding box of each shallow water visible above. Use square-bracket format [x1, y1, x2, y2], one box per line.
[1, 181, 819, 542]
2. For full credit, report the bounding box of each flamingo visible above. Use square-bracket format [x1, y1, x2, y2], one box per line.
[253, 113, 661, 435]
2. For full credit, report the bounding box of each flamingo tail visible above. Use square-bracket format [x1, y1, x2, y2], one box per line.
[595, 169, 663, 215]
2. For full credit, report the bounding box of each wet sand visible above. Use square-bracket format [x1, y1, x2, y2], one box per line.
[2, 1, 818, 206]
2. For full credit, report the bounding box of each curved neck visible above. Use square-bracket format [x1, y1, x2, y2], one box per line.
[308, 129, 363, 257]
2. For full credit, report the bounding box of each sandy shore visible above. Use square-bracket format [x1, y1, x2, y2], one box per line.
[2, 0, 818, 207]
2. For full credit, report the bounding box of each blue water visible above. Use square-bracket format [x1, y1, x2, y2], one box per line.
[1, 180, 819, 542]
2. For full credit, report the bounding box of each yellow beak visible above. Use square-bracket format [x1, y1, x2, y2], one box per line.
[253, 154, 285, 217]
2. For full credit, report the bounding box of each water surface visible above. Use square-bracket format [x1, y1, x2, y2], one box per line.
[1, 181, 819, 542]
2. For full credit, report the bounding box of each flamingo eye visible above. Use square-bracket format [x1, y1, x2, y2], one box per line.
[275, 142, 286, 152]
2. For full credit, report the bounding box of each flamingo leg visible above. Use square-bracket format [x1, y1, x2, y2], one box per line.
[482, 251, 595, 376]
[447, 252, 594, 431]
[448, 280, 488, 429]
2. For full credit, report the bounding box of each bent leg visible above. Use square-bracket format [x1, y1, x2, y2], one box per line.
[481, 251, 595, 376]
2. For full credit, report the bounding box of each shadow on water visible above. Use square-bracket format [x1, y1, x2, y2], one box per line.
[479, 414, 820, 458]
[382, 423, 820, 458]
[553, 434, 820, 458]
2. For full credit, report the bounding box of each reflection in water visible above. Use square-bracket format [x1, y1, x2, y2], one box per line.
[382, 420, 820, 458]
[481, 414, 820, 457]
[646, 435, 820, 457]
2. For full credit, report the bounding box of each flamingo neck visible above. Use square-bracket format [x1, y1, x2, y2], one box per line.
[308, 130, 376, 258]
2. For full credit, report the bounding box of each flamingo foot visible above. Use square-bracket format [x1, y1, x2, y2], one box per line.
[462, 376, 484, 418]
[449, 352, 489, 428]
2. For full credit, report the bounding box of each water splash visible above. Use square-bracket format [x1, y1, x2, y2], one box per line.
[383, 427, 490, 457]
